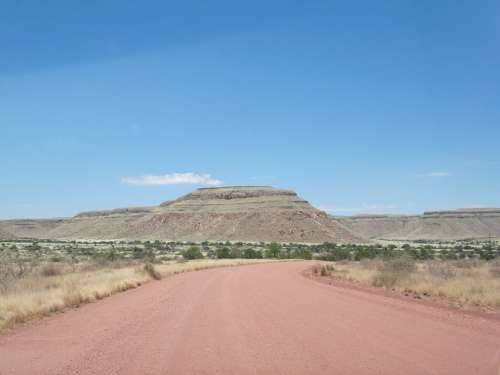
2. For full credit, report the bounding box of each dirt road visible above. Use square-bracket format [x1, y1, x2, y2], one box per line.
[1, 262, 499, 374]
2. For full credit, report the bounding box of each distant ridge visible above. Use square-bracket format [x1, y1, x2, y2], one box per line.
[335, 208, 500, 240]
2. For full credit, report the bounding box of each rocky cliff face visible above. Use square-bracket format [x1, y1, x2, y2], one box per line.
[335, 208, 500, 240]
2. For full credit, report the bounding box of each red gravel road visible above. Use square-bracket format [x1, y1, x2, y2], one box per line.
[1, 262, 500, 375]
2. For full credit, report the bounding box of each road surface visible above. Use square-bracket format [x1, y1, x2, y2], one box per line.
[1, 262, 499, 375]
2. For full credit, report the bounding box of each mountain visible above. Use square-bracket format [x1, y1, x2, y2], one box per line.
[335, 208, 500, 240]
[1, 186, 364, 244]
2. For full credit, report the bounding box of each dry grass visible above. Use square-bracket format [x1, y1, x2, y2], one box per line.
[322, 259, 500, 309]
[154, 258, 274, 276]
[0, 259, 272, 333]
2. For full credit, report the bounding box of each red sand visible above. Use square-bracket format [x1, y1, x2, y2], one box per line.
[1, 261, 500, 374]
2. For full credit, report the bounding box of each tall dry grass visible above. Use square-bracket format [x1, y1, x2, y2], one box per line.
[321, 259, 500, 309]
[0, 259, 272, 332]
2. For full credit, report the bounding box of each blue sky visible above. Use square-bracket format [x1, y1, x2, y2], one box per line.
[1, 0, 499, 219]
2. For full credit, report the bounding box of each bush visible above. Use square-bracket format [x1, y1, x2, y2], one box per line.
[243, 248, 262, 259]
[216, 247, 232, 259]
[143, 263, 162, 280]
[312, 263, 334, 276]
[322, 264, 335, 276]
[132, 246, 156, 261]
[320, 266, 328, 276]
[266, 242, 282, 258]
[479, 249, 497, 261]
[39, 263, 65, 277]
[0, 253, 34, 292]
[229, 248, 243, 259]
[353, 247, 377, 261]
[182, 246, 204, 260]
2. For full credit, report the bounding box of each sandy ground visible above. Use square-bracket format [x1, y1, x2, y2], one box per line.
[1, 262, 500, 375]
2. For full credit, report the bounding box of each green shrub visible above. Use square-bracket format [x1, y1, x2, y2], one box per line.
[353, 247, 377, 261]
[182, 246, 204, 260]
[266, 242, 282, 258]
[216, 247, 232, 259]
[230, 248, 243, 258]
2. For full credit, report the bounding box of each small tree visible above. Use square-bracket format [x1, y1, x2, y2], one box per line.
[266, 242, 282, 258]
[354, 246, 377, 261]
[182, 246, 203, 260]
[216, 247, 232, 259]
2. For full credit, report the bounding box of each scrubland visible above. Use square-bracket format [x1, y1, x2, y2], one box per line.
[0, 254, 270, 332]
[313, 258, 500, 309]
[2, 238, 499, 332]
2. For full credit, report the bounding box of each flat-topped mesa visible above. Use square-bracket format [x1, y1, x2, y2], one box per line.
[336, 207, 500, 240]
[423, 208, 500, 217]
[159, 186, 311, 213]
[182, 186, 298, 200]
[144, 186, 365, 243]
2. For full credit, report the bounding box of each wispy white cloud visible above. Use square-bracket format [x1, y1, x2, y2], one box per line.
[121, 172, 223, 186]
